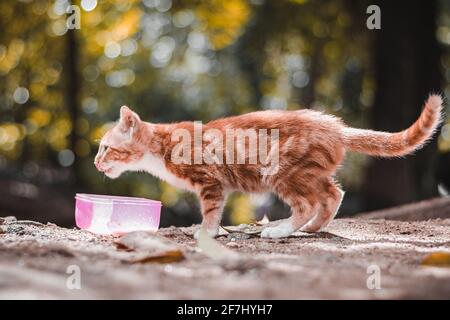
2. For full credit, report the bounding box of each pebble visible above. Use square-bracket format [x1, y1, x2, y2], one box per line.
[227, 233, 251, 241]
[225, 242, 239, 248]
[7, 226, 24, 234]
[0, 216, 17, 224]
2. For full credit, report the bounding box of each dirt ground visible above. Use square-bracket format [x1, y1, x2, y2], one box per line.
[0, 216, 449, 299]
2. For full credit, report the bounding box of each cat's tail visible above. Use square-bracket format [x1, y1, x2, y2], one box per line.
[342, 94, 444, 157]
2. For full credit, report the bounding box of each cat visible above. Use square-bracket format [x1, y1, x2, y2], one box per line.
[94, 94, 443, 239]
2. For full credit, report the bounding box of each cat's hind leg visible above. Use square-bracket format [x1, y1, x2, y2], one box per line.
[261, 180, 320, 239]
[301, 178, 344, 233]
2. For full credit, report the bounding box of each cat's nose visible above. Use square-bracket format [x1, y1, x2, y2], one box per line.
[94, 158, 101, 170]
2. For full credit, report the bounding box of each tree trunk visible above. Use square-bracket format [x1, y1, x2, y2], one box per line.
[65, 26, 81, 185]
[363, 0, 442, 210]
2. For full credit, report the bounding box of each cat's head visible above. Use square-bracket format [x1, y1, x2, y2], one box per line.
[94, 106, 146, 178]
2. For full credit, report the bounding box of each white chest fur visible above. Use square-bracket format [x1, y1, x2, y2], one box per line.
[133, 153, 195, 192]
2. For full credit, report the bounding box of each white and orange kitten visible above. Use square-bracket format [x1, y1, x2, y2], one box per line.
[95, 95, 443, 238]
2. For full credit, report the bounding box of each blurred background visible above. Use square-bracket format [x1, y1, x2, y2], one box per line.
[0, 0, 449, 227]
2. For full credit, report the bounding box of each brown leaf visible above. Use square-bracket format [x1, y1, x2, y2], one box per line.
[222, 224, 264, 236]
[129, 250, 184, 264]
[115, 243, 134, 252]
[115, 231, 184, 264]
[12, 220, 46, 227]
[421, 252, 450, 267]
[254, 215, 270, 226]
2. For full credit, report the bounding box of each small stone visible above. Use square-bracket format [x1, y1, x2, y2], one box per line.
[7, 225, 24, 234]
[225, 242, 239, 248]
[227, 233, 251, 241]
[1, 216, 17, 224]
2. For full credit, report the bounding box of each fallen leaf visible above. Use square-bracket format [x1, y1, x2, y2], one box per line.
[255, 215, 270, 226]
[116, 231, 178, 251]
[0, 216, 16, 225]
[222, 224, 264, 236]
[217, 227, 229, 236]
[12, 220, 46, 227]
[421, 252, 450, 267]
[115, 231, 184, 264]
[129, 250, 184, 264]
[227, 232, 251, 241]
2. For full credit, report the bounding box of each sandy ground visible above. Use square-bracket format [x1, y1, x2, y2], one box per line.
[0, 216, 449, 299]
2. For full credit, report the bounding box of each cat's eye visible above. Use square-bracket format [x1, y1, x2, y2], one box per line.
[100, 145, 109, 154]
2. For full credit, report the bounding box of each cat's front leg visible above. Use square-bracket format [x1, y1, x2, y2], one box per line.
[194, 185, 226, 239]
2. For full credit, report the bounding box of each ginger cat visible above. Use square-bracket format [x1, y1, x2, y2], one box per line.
[94, 95, 443, 238]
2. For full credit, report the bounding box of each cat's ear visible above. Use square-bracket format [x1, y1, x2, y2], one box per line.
[119, 106, 141, 132]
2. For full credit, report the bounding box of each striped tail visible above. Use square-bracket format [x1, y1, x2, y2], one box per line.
[342, 94, 444, 157]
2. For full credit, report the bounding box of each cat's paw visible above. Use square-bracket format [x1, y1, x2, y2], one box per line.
[261, 221, 295, 239]
[194, 227, 219, 239]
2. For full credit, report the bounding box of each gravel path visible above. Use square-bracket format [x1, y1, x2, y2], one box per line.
[0, 217, 449, 299]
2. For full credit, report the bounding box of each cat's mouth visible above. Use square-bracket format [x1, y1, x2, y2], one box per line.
[99, 166, 122, 179]
[104, 169, 121, 179]
[96, 164, 115, 176]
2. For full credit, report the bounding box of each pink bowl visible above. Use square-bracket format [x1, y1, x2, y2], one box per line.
[75, 193, 162, 235]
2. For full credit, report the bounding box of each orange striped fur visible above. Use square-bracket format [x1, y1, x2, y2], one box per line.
[94, 94, 443, 238]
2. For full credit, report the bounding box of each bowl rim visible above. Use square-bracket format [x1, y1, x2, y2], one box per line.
[75, 193, 162, 206]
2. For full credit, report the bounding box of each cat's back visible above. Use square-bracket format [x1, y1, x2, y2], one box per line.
[206, 108, 343, 133]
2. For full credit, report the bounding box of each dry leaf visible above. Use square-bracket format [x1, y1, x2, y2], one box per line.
[115, 231, 184, 264]
[197, 228, 239, 260]
[116, 231, 177, 251]
[256, 215, 270, 226]
[421, 252, 450, 267]
[227, 232, 251, 241]
[11, 220, 46, 227]
[217, 227, 230, 236]
[129, 250, 184, 264]
[222, 218, 279, 236]
[0, 216, 17, 225]
[222, 224, 264, 236]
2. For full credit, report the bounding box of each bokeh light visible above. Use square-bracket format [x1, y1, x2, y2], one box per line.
[81, 0, 97, 12]
[13, 87, 30, 104]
